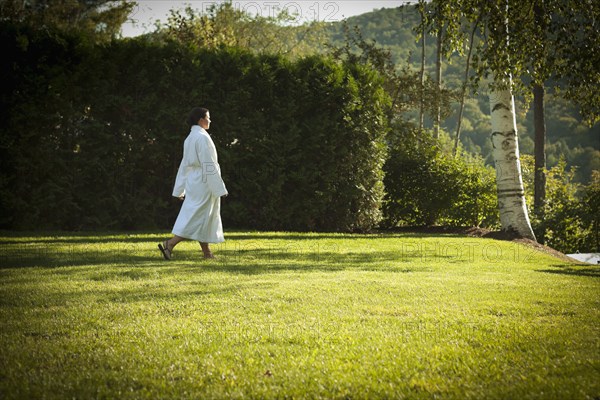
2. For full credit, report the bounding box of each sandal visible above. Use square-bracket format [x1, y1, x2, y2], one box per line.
[158, 240, 172, 260]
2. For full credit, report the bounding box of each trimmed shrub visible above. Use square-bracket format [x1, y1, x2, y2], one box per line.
[383, 123, 498, 228]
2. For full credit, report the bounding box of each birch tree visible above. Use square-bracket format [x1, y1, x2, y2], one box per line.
[427, 0, 536, 238]
[489, 87, 535, 239]
[488, 1, 537, 239]
[481, 0, 599, 239]
[432, 0, 598, 239]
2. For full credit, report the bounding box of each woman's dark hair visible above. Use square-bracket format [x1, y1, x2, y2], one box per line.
[187, 107, 209, 126]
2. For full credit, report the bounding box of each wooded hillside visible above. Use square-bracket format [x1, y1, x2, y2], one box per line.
[325, 6, 599, 183]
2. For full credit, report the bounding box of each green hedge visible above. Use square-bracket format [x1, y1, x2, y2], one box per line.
[214, 54, 390, 231]
[0, 23, 389, 232]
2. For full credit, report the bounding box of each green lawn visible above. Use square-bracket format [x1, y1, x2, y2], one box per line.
[0, 231, 598, 399]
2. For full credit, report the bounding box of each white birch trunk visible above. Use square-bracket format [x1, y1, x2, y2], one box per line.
[489, 88, 536, 240]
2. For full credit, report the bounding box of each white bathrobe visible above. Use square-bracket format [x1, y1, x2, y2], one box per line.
[171, 125, 228, 243]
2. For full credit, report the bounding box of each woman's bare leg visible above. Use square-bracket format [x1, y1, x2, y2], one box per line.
[159, 235, 184, 260]
[199, 242, 214, 258]
[166, 235, 185, 251]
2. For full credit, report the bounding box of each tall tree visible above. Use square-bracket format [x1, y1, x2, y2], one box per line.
[417, 0, 426, 131]
[532, 1, 547, 242]
[434, 26, 443, 139]
[489, 87, 536, 239]
[0, 0, 135, 40]
[453, 17, 479, 156]
[432, 0, 599, 239]
[427, 0, 536, 238]
[490, 0, 599, 239]
[489, 1, 536, 239]
[533, 82, 547, 239]
[160, 2, 327, 58]
[528, 0, 600, 240]
[418, 0, 468, 141]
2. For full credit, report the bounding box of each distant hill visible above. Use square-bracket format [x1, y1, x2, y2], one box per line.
[324, 6, 599, 183]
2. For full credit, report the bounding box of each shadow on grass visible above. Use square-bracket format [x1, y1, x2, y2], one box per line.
[224, 232, 466, 241]
[0, 231, 166, 246]
[192, 249, 436, 274]
[1, 251, 437, 274]
[537, 264, 600, 278]
[0, 232, 168, 269]
[0, 244, 162, 269]
[0, 233, 457, 272]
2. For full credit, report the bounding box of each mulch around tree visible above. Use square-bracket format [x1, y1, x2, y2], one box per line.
[379, 226, 576, 263]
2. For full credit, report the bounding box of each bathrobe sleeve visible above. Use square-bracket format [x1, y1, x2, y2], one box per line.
[198, 135, 228, 198]
[172, 159, 187, 198]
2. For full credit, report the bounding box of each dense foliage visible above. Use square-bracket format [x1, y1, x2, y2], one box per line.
[383, 123, 498, 228]
[0, 22, 388, 231]
[327, 6, 599, 184]
[0, 0, 135, 42]
[158, 2, 328, 57]
[522, 156, 599, 253]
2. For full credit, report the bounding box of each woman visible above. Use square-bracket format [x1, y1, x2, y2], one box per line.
[159, 107, 228, 260]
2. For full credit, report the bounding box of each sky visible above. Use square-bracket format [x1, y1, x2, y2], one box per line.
[122, 0, 412, 37]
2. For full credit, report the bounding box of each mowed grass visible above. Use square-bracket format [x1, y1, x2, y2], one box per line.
[0, 231, 598, 399]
